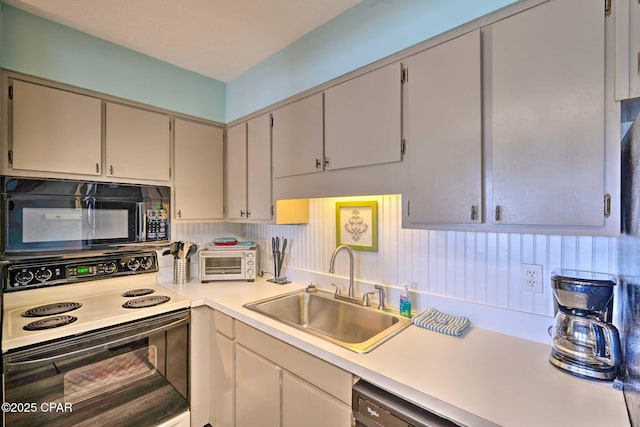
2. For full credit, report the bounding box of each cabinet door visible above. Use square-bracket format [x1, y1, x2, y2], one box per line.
[272, 93, 323, 178]
[406, 30, 482, 224]
[106, 102, 170, 181]
[631, 0, 640, 99]
[212, 332, 235, 427]
[174, 119, 224, 220]
[490, 0, 605, 226]
[226, 123, 248, 220]
[282, 371, 351, 427]
[247, 113, 272, 220]
[324, 62, 402, 171]
[235, 345, 281, 427]
[11, 80, 102, 176]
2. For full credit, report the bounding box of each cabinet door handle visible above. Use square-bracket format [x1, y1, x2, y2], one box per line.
[96, 163, 100, 174]
[315, 158, 321, 169]
[247, 210, 251, 218]
[495, 205, 502, 222]
[323, 157, 330, 168]
[177, 210, 182, 218]
[471, 205, 478, 221]
[109, 165, 114, 175]
[240, 210, 246, 218]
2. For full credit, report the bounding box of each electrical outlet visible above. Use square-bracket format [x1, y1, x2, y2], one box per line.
[521, 264, 544, 293]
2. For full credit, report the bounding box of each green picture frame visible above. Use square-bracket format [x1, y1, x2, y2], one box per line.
[335, 201, 378, 252]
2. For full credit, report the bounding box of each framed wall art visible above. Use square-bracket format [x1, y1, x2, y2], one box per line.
[335, 201, 378, 252]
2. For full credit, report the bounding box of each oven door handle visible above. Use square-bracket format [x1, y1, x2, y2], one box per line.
[4, 314, 189, 372]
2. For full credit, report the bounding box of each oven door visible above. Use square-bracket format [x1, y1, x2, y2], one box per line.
[2, 309, 190, 427]
[200, 252, 246, 281]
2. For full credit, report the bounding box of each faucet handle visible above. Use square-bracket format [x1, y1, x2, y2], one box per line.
[362, 291, 375, 307]
[374, 285, 387, 311]
[330, 283, 342, 296]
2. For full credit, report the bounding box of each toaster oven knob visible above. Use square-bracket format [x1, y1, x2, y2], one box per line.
[127, 259, 141, 271]
[35, 268, 53, 282]
[247, 268, 254, 277]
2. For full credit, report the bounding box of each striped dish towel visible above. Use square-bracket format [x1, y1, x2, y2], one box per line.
[412, 308, 470, 337]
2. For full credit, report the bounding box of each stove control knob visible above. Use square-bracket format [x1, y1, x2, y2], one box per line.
[35, 268, 53, 282]
[15, 269, 34, 285]
[127, 259, 141, 271]
[140, 257, 153, 270]
[103, 261, 118, 274]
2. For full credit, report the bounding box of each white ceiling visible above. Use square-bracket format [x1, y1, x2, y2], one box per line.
[3, 0, 361, 82]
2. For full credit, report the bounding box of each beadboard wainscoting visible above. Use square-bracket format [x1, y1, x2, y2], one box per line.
[167, 196, 619, 342]
[243, 196, 619, 324]
[158, 222, 244, 270]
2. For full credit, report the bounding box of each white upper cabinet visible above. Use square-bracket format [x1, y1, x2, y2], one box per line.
[105, 102, 170, 182]
[10, 80, 102, 176]
[174, 119, 224, 220]
[272, 93, 324, 178]
[246, 113, 272, 220]
[324, 62, 402, 171]
[226, 114, 272, 221]
[615, 0, 640, 101]
[226, 122, 248, 220]
[405, 30, 482, 224]
[630, 0, 640, 99]
[490, 0, 606, 227]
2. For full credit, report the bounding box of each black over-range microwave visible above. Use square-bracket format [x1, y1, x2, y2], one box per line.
[0, 176, 170, 254]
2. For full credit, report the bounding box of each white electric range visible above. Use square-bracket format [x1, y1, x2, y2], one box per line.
[1, 251, 191, 427]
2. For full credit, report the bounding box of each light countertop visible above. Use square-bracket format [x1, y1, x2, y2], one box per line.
[160, 277, 630, 427]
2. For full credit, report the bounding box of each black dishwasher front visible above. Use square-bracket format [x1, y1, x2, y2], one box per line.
[352, 380, 460, 427]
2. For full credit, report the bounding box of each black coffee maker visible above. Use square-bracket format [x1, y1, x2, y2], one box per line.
[550, 270, 622, 380]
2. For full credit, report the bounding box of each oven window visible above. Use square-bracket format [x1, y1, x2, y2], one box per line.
[205, 256, 242, 275]
[3, 311, 189, 426]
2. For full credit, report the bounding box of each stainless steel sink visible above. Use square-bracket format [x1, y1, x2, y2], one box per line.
[243, 289, 412, 353]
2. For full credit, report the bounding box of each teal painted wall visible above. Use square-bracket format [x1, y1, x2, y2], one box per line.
[0, 5, 226, 122]
[226, 0, 518, 121]
[1, 1, 519, 124]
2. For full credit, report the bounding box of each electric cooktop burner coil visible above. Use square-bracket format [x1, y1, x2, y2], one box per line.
[23, 315, 78, 331]
[121, 288, 156, 298]
[122, 295, 170, 309]
[21, 302, 83, 317]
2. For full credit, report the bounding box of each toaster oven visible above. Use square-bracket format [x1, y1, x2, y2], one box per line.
[199, 245, 257, 282]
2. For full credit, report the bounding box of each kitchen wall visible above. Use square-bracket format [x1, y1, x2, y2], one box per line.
[226, 0, 518, 121]
[0, 4, 226, 122]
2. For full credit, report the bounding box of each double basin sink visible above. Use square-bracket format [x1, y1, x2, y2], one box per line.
[243, 288, 411, 353]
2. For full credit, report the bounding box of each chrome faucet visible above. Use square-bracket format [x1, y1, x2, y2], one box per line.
[328, 244, 355, 298]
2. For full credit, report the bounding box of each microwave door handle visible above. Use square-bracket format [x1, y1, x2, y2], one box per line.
[84, 198, 95, 241]
[136, 202, 145, 242]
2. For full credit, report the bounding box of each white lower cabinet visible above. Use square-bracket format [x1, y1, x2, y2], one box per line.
[212, 332, 235, 427]
[232, 321, 353, 427]
[211, 311, 236, 427]
[281, 371, 352, 427]
[235, 345, 281, 427]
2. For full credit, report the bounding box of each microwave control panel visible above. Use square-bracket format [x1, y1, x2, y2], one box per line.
[146, 204, 169, 241]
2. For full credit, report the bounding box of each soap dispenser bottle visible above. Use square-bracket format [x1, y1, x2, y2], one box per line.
[400, 284, 412, 318]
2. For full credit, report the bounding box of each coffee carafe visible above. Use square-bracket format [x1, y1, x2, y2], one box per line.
[550, 270, 622, 380]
